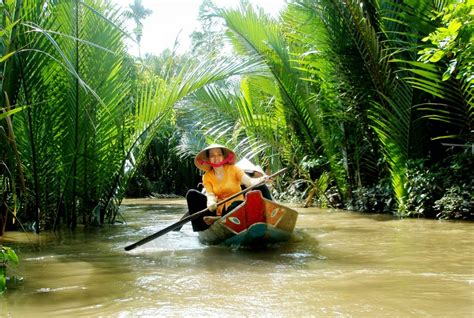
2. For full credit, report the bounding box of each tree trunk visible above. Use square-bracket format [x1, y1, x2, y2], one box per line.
[0, 201, 7, 236]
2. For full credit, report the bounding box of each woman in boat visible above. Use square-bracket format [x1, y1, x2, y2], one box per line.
[187, 144, 270, 232]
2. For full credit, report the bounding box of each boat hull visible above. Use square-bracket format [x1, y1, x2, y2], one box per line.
[198, 190, 298, 247]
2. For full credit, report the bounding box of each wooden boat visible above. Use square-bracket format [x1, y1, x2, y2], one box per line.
[198, 190, 298, 247]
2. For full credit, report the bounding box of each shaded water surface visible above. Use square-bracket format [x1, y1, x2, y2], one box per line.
[1, 198, 473, 317]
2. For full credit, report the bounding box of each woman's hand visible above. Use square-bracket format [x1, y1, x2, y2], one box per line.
[206, 193, 217, 211]
[207, 202, 217, 212]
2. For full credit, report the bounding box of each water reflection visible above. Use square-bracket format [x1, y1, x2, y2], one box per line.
[1, 200, 472, 317]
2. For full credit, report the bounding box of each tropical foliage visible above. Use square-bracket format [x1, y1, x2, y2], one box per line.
[1, 0, 472, 235]
[125, 120, 200, 198]
[0, 245, 18, 294]
[0, 0, 264, 233]
[174, 0, 472, 218]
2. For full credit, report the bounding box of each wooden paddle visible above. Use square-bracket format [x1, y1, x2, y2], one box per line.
[124, 168, 287, 251]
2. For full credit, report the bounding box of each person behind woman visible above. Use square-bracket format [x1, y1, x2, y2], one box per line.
[236, 157, 273, 200]
[186, 144, 269, 232]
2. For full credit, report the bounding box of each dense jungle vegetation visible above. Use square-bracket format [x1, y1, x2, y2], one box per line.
[0, 0, 472, 236]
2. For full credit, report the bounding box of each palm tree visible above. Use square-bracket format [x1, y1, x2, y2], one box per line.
[1, 0, 25, 233]
[188, 0, 470, 215]
[1, 0, 266, 232]
[190, 0, 225, 58]
[400, 0, 473, 145]
[225, 3, 355, 201]
[124, 0, 152, 58]
[8, 0, 133, 230]
[175, 3, 351, 207]
[277, 0, 453, 213]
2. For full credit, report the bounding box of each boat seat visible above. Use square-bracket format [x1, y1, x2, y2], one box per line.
[245, 190, 266, 225]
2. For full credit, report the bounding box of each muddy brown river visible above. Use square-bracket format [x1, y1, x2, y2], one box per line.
[1, 198, 473, 317]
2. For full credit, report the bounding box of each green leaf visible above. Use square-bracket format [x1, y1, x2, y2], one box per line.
[0, 50, 16, 62]
[447, 20, 461, 34]
[430, 50, 445, 63]
[0, 105, 26, 119]
[442, 60, 457, 81]
[0, 247, 19, 265]
[0, 267, 5, 294]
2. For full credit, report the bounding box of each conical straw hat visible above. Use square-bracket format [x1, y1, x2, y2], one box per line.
[194, 144, 237, 171]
